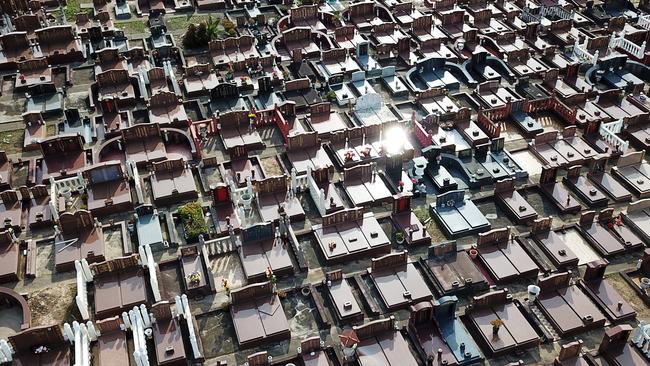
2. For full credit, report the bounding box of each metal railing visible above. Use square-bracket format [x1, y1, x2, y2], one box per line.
[638, 14, 650, 30]
[599, 120, 629, 153]
[139, 244, 162, 302]
[127, 160, 144, 204]
[572, 39, 599, 64]
[609, 31, 646, 59]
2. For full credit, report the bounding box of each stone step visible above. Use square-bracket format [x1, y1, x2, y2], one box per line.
[530, 303, 560, 340]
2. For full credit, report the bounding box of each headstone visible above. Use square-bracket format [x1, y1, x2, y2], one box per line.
[355, 93, 383, 112]
[356, 41, 369, 58]
[258, 76, 272, 93]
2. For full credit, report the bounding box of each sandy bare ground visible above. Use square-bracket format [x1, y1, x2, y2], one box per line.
[261, 156, 284, 177]
[27, 283, 80, 326]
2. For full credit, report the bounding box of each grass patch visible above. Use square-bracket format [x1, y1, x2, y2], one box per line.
[115, 20, 148, 34]
[46, 124, 58, 137]
[413, 206, 430, 224]
[28, 283, 81, 326]
[413, 205, 447, 242]
[166, 15, 211, 31]
[0, 129, 24, 155]
[60, 0, 93, 21]
[64, 0, 81, 20]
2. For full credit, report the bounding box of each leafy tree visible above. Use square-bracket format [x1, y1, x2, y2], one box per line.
[183, 23, 198, 48]
[178, 201, 208, 239]
[196, 21, 209, 46]
[221, 18, 235, 33]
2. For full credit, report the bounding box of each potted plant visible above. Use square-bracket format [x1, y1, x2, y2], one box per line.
[266, 267, 278, 292]
[395, 231, 405, 245]
[490, 319, 504, 336]
[178, 201, 208, 243]
[222, 279, 231, 295]
[187, 271, 202, 287]
[343, 149, 355, 162]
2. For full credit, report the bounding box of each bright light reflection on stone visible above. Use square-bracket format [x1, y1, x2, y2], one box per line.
[383, 126, 406, 155]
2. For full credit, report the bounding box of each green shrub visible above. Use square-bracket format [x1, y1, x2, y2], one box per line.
[182, 16, 225, 48]
[183, 23, 199, 48]
[178, 202, 208, 239]
[221, 18, 235, 34]
[63, 0, 91, 21]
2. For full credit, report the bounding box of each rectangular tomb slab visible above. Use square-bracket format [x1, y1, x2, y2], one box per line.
[370, 252, 433, 310]
[409, 297, 483, 366]
[425, 242, 488, 295]
[313, 210, 391, 264]
[611, 223, 644, 249]
[535, 272, 607, 337]
[96, 323, 129, 366]
[539, 183, 582, 214]
[355, 318, 420, 366]
[92, 255, 149, 319]
[578, 220, 626, 258]
[564, 175, 608, 208]
[531, 227, 579, 269]
[230, 282, 291, 348]
[239, 222, 295, 282]
[465, 290, 540, 356]
[478, 239, 539, 284]
[0, 238, 20, 284]
[580, 260, 637, 324]
[326, 273, 363, 322]
[621, 201, 650, 245]
[612, 161, 650, 198]
[153, 317, 187, 366]
[430, 190, 491, 239]
[342, 164, 393, 207]
[495, 180, 538, 224]
[582, 279, 636, 323]
[392, 212, 431, 247]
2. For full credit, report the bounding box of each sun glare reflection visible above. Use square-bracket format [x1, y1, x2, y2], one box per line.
[383, 126, 407, 155]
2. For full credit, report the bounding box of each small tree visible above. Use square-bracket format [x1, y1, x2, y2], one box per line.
[221, 18, 235, 33]
[183, 23, 198, 48]
[187, 272, 202, 286]
[178, 201, 208, 240]
[205, 16, 219, 41]
[490, 319, 504, 335]
[196, 22, 209, 46]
